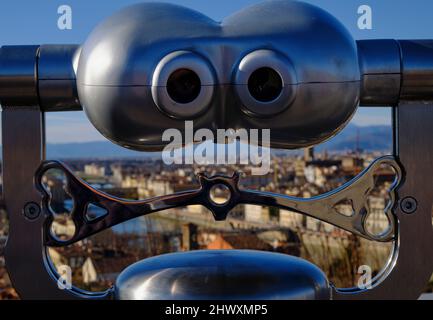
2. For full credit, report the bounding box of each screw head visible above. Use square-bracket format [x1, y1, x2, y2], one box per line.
[400, 197, 417, 214]
[23, 202, 41, 220]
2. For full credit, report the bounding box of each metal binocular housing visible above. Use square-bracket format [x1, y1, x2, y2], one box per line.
[1, 0, 433, 300]
[1, 2, 432, 150]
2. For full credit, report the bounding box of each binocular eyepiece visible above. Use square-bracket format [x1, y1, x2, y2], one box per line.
[150, 48, 297, 120]
[2, 1, 433, 151]
[75, 1, 359, 151]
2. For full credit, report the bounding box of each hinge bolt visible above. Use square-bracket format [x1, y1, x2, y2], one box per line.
[400, 197, 417, 214]
[23, 202, 41, 220]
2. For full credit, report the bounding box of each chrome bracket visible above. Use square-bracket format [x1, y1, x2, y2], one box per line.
[37, 156, 401, 247]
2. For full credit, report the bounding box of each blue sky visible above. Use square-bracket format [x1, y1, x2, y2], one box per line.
[1, 0, 432, 143]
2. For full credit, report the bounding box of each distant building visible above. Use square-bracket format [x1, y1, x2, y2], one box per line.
[304, 147, 315, 162]
[294, 160, 306, 178]
[306, 217, 321, 232]
[206, 233, 273, 251]
[366, 196, 388, 235]
[182, 223, 199, 251]
[82, 257, 98, 285]
[84, 164, 105, 177]
[244, 205, 263, 223]
[280, 210, 304, 229]
[341, 156, 364, 172]
[110, 165, 123, 186]
[304, 166, 326, 187]
[147, 178, 174, 196]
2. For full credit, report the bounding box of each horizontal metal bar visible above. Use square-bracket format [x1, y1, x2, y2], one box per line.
[0, 46, 39, 107]
[2, 41, 433, 111]
[358, 39, 433, 106]
[38, 45, 82, 112]
[0, 45, 82, 111]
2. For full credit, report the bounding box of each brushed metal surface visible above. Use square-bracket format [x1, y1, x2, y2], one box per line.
[37, 157, 399, 247]
[2, 108, 111, 300]
[77, 1, 360, 151]
[114, 250, 331, 300]
[357, 40, 401, 106]
[38, 45, 82, 111]
[399, 41, 433, 100]
[0, 46, 39, 107]
[334, 103, 433, 300]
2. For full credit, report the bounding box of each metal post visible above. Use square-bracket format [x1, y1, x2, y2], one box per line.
[2, 108, 110, 299]
[2, 107, 54, 298]
[335, 103, 433, 300]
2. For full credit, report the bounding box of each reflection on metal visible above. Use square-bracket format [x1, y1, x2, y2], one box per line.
[85, 203, 108, 222]
[36, 156, 401, 247]
[1, 109, 111, 300]
[0, 0, 433, 300]
[0, 45, 81, 111]
[115, 250, 331, 300]
[76, 1, 360, 151]
[335, 104, 433, 300]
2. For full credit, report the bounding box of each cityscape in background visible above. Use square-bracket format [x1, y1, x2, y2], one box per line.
[2, 134, 422, 298]
[0, 121, 431, 299]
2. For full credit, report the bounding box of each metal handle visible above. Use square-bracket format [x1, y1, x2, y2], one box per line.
[37, 156, 401, 247]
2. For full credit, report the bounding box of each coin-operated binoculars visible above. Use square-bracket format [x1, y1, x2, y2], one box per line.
[1, 0, 433, 300]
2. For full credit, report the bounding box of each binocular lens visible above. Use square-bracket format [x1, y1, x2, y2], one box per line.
[248, 67, 283, 102]
[167, 68, 202, 104]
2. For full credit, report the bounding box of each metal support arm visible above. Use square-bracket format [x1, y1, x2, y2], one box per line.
[37, 156, 400, 247]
